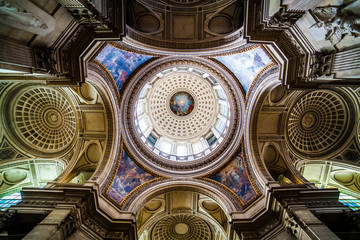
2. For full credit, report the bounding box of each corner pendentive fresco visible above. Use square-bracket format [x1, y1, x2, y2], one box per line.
[94, 44, 152, 91]
[106, 147, 157, 207]
[207, 151, 258, 206]
[215, 46, 273, 93]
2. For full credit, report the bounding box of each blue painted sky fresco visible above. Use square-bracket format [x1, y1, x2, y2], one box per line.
[215, 47, 272, 93]
[95, 44, 152, 91]
[208, 152, 257, 205]
[107, 149, 155, 205]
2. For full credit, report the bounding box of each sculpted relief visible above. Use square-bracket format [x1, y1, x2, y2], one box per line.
[311, 4, 360, 46]
[0, 0, 55, 35]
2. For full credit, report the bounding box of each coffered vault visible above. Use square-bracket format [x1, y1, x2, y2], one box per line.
[0, 0, 360, 240]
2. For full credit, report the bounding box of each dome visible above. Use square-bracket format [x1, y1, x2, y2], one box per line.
[286, 90, 353, 157]
[121, 57, 245, 177]
[135, 67, 230, 161]
[152, 214, 212, 240]
[2, 85, 78, 157]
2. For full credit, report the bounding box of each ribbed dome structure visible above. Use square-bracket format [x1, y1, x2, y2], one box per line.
[287, 90, 349, 155]
[10, 86, 77, 154]
[152, 215, 212, 240]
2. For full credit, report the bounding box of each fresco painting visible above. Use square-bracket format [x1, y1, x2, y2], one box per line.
[169, 91, 195, 116]
[95, 44, 152, 91]
[215, 47, 272, 93]
[208, 153, 257, 205]
[107, 149, 155, 204]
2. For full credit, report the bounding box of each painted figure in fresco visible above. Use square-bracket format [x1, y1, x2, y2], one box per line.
[312, 4, 360, 45]
[95, 45, 152, 91]
[169, 92, 195, 116]
[209, 153, 257, 204]
[107, 151, 154, 204]
[215, 47, 272, 93]
[116, 69, 128, 88]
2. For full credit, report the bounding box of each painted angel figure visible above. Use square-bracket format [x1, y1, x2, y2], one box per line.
[312, 4, 360, 45]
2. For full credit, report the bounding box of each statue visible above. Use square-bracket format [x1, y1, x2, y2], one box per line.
[0, 0, 47, 29]
[311, 4, 360, 45]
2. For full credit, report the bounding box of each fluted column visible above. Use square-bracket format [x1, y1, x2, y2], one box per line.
[333, 46, 360, 78]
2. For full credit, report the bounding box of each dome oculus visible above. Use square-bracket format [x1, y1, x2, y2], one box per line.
[169, 91, 194, 116]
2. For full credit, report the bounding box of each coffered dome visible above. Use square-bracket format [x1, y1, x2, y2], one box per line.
[152, 214, 212, 240]
[135, 68, 230, 162]
[2, 85, 78, 157]
[286, 90, 354, 157]
[122, 57, 245, 176]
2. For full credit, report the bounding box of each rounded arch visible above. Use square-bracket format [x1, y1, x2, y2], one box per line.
[295, 159, 360, 198]
[245, 66, 360, 190]
[79, 62, 122, 189]
[47, 63, 120, 187]
[124, 178, 242, 215]
[244, 65, 282, 188]
[0, 159, 65, 198]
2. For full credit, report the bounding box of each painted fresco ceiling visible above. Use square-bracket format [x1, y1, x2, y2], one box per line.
[106, 146, 259, 209]
[94, 43, 267, 209]
[207, 151, 259, 207]
[93, 43, 273, 94]
[94, 44, 152, 91]
[215, 46, 273, 93]
[106, 147, 158, 207]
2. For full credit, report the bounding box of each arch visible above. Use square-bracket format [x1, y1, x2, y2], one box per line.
[244, 65, 282, 188]
[124, 178, 241, 215]
[0, 159, 65, 198]
[85, 63, 123, 189]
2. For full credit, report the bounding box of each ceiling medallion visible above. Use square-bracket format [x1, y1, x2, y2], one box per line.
[169, 91, 194, 117]
[300, 111, 318, 130]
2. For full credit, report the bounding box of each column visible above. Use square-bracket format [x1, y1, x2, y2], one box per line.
[23, 209, 77, 240]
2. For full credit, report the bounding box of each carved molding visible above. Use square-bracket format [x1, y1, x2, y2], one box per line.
[267, 7, 304, 28]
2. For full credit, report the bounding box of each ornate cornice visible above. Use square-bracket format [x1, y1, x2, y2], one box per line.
[16, 187, 137, 240]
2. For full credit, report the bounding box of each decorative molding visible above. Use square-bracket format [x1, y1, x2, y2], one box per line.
[267, 7, 304, 28]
